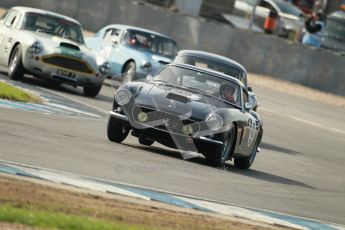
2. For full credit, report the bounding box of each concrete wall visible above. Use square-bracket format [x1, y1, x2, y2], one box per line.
[1, 0, 344, 96]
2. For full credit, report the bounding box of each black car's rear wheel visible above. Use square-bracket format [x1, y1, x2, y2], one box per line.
[138, 136, 155, 146]
[234, 135, 260, 170]
[8, 45, 25, 81]
[205, 125, 236, 168]
[107, 115, 129, 143]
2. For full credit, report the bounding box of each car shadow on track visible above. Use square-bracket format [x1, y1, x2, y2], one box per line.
[224, 164, 315, 189]
[121, 143, 315, 190]
[260, 142, 302, 155]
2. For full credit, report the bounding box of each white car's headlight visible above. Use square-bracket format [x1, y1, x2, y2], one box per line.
[30, 41, 42, 54]
[99, 62, 110, 74]
[115, 89, 131, 105]
[206, 114, 223, 131]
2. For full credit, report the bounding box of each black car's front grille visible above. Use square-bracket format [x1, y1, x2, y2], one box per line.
[132, 106, 199, 136]
[42, 55, 94, 74]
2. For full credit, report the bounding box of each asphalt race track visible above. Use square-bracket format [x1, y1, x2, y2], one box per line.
[1, 70, 345, 225]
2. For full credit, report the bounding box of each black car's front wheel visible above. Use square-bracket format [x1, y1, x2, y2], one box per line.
[205, 125, 236, 168]
[8, 45, 25, 80]
[107, 115, 129, 143]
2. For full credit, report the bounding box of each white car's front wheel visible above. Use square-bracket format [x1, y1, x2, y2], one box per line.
[8, 45, 25, 81]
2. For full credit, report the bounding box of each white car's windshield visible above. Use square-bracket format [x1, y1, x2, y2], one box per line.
[123, 30, 177, 58]
[23, 12, 84, 44]
[153, 65, 242, 107]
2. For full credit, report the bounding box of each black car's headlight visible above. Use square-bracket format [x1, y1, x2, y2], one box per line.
[115, 89, 132, 105]
[182, 124, 194, 135]
[206, 114, 223, 131]
[99, 62, 110, 74]
[30, 41, 42, 54]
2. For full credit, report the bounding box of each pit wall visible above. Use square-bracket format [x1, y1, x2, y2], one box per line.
[1, 0, 344, 96]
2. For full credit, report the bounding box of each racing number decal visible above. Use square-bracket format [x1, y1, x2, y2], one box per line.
[247, 118, 256, 147]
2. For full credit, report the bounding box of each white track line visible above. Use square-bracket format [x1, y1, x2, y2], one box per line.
[260, 107, 345, 135]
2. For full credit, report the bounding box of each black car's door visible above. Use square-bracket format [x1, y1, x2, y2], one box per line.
[238, 90, 259, 153]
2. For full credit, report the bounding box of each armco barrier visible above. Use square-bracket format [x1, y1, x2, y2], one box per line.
[1, 0, 344, 96]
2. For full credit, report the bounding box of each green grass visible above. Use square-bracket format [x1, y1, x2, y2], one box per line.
[0, 81, 42, 103]
[0, 204, 154, 230]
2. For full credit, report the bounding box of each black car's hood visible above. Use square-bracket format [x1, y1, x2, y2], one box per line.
[133, 83, 233, 121]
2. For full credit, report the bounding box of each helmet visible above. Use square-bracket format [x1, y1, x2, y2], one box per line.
[220, 84, 236, 103]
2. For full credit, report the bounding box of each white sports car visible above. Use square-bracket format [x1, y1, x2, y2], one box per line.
[0, 7, 110, 97]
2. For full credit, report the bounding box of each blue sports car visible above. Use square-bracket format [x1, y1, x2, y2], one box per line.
[85, 24, 178, 82]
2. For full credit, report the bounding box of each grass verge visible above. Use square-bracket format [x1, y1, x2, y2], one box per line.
[0, 175, 286, 230]
[0, 81, 42, 103]
[0, 204, 152, 230]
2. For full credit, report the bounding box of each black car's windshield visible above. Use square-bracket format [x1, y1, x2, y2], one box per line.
[153, 65, 242, 107]
[176, 55, 248, 87]
[23, 12, 84, 44]
[123, 29, 177, 58]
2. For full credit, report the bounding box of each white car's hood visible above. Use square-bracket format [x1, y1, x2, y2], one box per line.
[22, 31, 105, 65]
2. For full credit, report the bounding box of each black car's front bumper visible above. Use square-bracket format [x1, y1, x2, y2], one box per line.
[109, 111, 223, 152]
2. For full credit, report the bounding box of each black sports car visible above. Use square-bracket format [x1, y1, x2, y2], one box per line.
[107, 64, 263, 169]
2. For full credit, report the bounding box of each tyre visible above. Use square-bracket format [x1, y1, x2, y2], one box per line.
[8, 45, 25, 80]
[138, 136, 155, 146]
[205, 125, 236, 168]
[122, 61, 136, 83]
[234, 134, 260, 169]
[83, 85, 102, 97]
[107, 115, 129, 143]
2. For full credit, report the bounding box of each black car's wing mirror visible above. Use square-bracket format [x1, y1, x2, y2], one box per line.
[245, 102, 253, 111]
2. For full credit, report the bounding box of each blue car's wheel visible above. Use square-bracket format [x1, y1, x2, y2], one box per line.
[122, 61, 136, 83]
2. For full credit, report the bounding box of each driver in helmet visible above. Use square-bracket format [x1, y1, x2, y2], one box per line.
[220, 84, 236, 104]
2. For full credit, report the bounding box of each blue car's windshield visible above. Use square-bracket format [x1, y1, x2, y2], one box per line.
[122, 29, 178, 58]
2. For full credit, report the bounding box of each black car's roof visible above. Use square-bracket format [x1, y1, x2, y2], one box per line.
[176, 50, 247, 74]
[169, 63, 246, 89]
